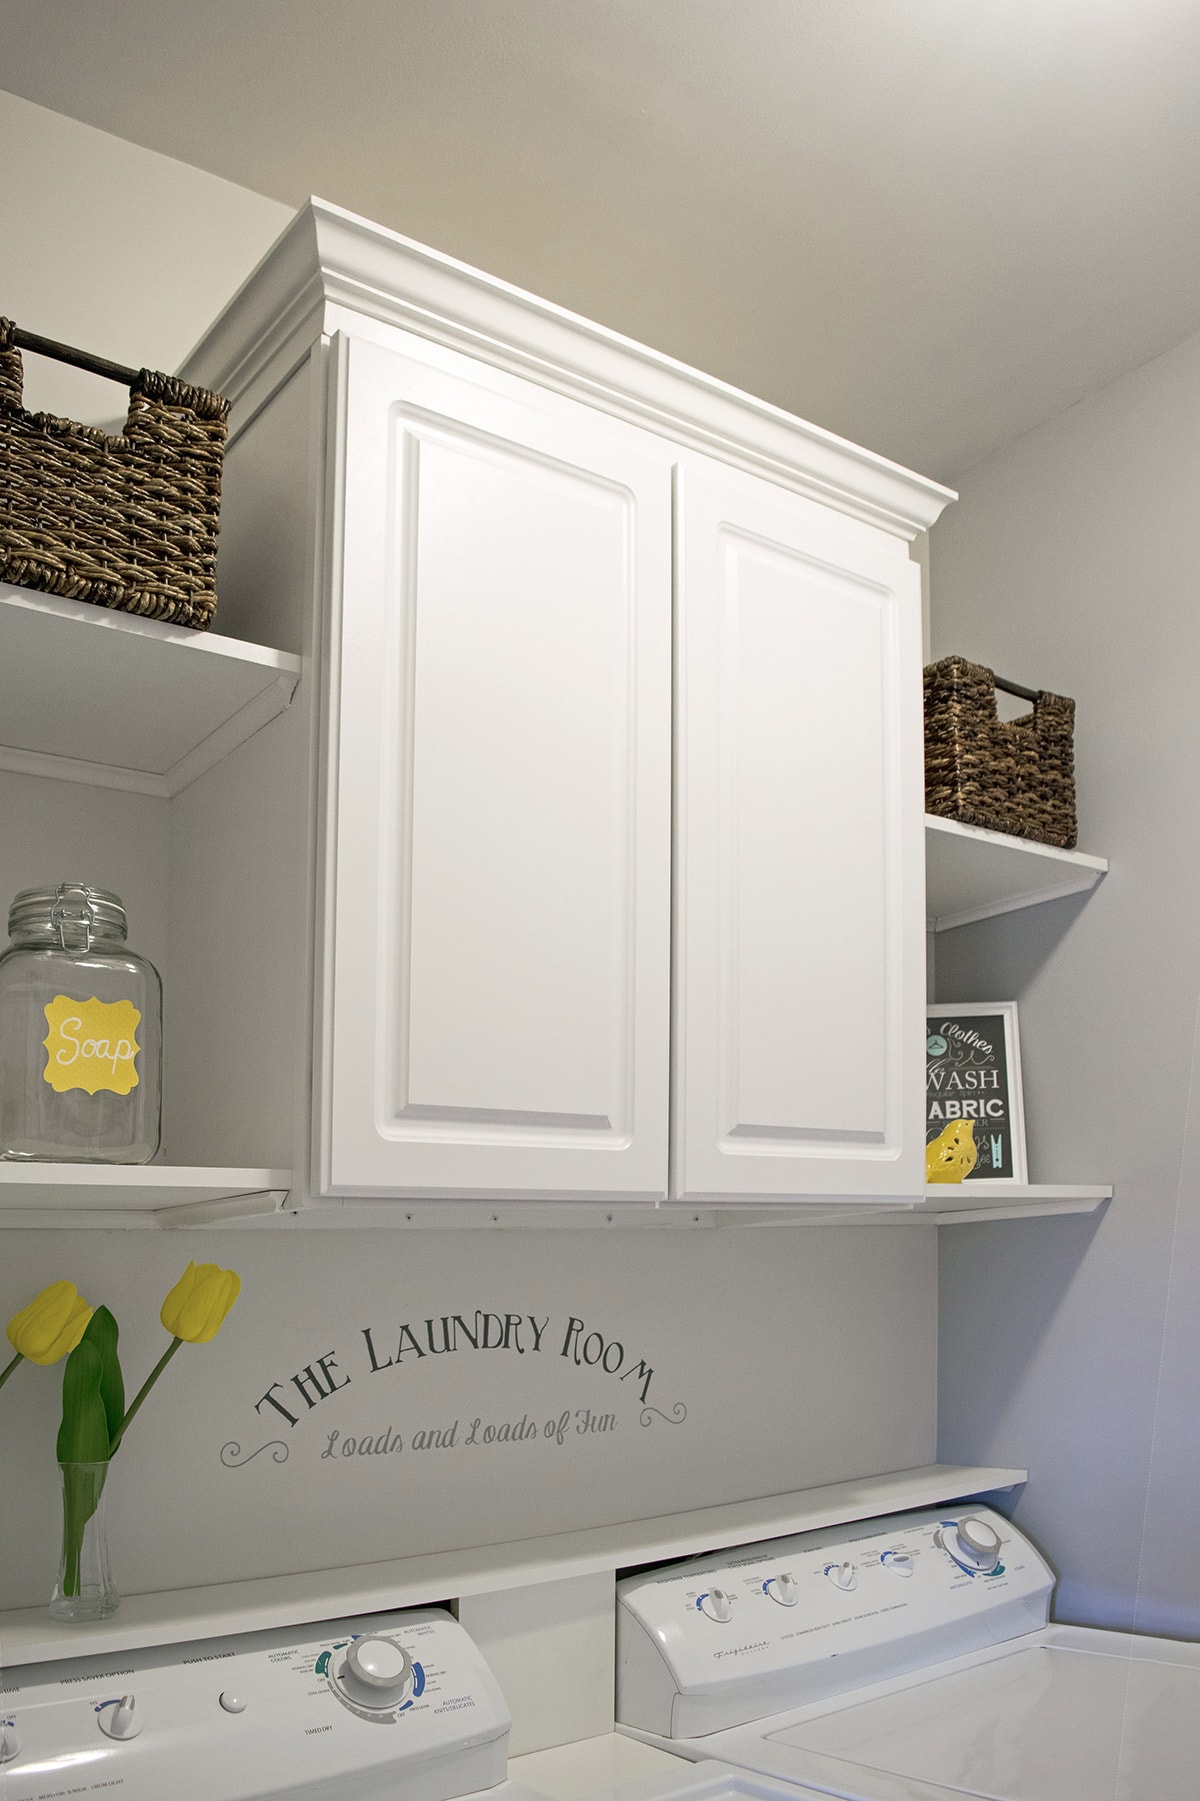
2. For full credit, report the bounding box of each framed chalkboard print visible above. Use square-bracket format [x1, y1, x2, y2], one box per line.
[926, 1002, 1027, 1183]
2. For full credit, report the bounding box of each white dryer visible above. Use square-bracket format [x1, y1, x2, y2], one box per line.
[615, 1504, 1200, 1801]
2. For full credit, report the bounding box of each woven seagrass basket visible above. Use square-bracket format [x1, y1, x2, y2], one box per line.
[0, 319, 229, 630]
[924, 655, 1078, 849]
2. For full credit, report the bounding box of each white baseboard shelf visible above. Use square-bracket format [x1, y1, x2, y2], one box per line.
[0, 1461, 1026, 1668]
[0, 1164, 292, 1228]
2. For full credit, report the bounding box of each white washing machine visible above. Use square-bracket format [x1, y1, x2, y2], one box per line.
[0, 1603, 547, 1801]
[615, 1504, 1200, 1801]
[0, 1600, 828, 1801]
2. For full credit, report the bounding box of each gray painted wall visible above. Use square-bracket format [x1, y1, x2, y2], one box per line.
[931, 328, 1200, 1632]
[0, 90, 290, 427]
[0, 1224, 936, 1610]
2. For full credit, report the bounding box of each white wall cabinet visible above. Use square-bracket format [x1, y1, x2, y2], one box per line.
[317, 329, 926, 1203]
[674, 458, 925, 1201]
[319, 330, 674, 1198]
[179, 200, 953, 1213]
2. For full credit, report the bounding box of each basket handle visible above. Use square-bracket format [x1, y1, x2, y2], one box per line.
[0, 319, 228, 422]
[8, 324, 140, 387]
[994, 674, 1040, 703]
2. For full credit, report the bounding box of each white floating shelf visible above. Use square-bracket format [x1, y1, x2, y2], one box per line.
[286, 1198, 918, 1230]
[0, 1461, 1025, 1667]
[0, 582, 301, 797]
[0, 1164, 291, 1228]
[926, 814, 1107, 931]
[918, 1181, 1111, 1225]
[711, 1185, 1111, 1227]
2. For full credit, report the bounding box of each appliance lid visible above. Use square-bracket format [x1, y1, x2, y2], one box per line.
[763, 1633, 1200, 1801]
[576, 1759, 836, 1801]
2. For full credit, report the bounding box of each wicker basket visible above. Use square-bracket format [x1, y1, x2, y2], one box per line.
[924, 655, 1078, 849]
[0, 319, 229, 630]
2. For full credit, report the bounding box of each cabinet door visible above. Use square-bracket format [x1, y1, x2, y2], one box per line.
[317, 332, 672, 1199]
[674, 456, 925, 1201]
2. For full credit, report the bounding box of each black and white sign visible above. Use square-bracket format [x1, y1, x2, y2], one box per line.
[926, 1002, 1027, 1183]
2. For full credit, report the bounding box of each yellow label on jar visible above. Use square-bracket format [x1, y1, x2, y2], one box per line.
[42, 996, 142, 1096]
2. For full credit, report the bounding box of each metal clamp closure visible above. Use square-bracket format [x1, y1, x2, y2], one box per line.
[51, 883, 97, 953]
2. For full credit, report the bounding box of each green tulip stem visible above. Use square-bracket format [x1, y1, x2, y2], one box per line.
[0, 1350, 22, 1391]
[109, 1336, 183, 1455]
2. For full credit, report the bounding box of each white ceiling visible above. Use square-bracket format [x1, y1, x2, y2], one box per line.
[3, 0, 1200, 481]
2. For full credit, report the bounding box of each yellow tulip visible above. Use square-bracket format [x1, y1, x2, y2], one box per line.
[160, 1262, 241, 1344]
[6, 1280, 94, 1364]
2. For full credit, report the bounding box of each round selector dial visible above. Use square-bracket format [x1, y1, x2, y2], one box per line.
[699, 1586, 733, 1621]
[943, 1516, 1002, 1573]
[98, 1697, 142, 1741]
[330, 1636, 415, 1714]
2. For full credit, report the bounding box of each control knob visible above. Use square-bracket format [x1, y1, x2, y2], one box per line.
[0, 1721, 20, 1765]
[336, 1637, 415, 1711]
[700, 1587, 733, 1621]
[767, 1572, 798, 1606]
[99, 1696, 142, 1741]
[824, 1561, 857, 1592]
[942, 1516, 1002, 1573]
[881, 1551, 914, 1577]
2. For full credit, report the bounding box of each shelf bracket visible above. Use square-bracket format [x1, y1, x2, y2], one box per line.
[156, 1189, 290, 1228]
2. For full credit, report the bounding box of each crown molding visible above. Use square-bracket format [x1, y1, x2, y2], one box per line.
[182, 199, 954, 540]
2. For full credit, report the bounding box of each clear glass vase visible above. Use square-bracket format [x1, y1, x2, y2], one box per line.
[50, 1460, 119, 1620]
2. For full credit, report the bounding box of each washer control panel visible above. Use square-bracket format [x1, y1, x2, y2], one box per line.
[616, 1506, 1055, 1738]
[1, 1607, 510, 1801]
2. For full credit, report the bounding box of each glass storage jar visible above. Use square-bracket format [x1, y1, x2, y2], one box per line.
[0, 883, 162, 1163]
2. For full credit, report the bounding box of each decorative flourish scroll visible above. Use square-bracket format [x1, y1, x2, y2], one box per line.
[640, 1401, 687, 1428]
[221, 1439, 290, 1468]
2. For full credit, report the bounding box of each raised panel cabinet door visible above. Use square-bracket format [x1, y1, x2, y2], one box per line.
[674, 457, 926, 1201]
[316, 332, 673, 1198]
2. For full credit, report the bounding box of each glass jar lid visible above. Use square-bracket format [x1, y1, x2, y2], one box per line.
[8, 883, 128, 949]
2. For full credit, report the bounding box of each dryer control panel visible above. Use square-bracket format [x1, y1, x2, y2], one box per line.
[1, 1606, 510, 1801]
[616, 1506, 1054, 1739]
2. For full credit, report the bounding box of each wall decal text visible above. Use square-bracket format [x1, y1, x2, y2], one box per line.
[252, 1311, 658, 1429]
